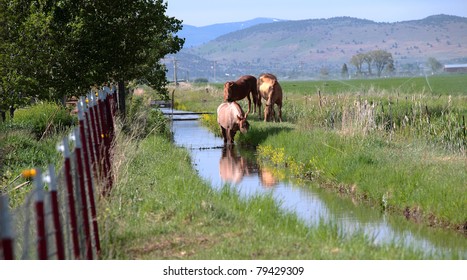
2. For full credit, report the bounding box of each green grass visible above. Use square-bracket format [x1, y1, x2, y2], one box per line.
[3, 77, 464, 259]
[255, 127, 466, 228]
[281, 74, 467, 96]
[1, 102, 75, 203]
[172, 75, 467, 231]
[100, 132, 433, 259]
[10, 102, 76, 139]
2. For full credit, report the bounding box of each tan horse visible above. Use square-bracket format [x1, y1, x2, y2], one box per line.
[217, 101, 250, 144]
[257, 73, 283, 122]
[223, 75, 259, 116]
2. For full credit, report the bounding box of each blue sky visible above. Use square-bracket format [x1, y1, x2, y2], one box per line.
[166, 0, 467, 26]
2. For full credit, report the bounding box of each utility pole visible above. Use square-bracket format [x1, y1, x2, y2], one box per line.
[212, 61, 217, 82]
[173, 57, 178, 86]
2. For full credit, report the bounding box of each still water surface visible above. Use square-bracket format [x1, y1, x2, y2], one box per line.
[166, 111, 466, 259]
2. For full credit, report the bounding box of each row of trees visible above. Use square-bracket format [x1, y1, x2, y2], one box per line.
[349, 50, 394, 77]
[0, 0, 184, 120]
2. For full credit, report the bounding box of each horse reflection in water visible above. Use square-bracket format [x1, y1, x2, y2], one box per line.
[219, 145, 278, 187]
[259, 167, 278, 188]
[219, 145, 249, 184]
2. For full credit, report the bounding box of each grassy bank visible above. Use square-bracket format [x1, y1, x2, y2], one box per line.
[0, 102, 76, 204]
[254, 126, 467, 229]
[101, 130, 434, 259]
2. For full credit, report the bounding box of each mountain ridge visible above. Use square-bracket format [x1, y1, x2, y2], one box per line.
[179, 17, 286, 47]
[168, 14, 467, 80]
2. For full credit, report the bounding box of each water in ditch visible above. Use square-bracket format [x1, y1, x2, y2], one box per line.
[167, 114, 466, 259]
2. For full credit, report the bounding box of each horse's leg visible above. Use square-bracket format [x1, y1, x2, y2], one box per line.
[221, 127, 227, 143]
[230, 130, 236, 144]
[272, 106, 277, 122]
[277, 101, 282, 122]
[246, 95, 251, 116]
[226, 128, 235, 144]
[251, 90, 258, 114]
[265, 94, 274, 122]
[257, 99, 262, 120]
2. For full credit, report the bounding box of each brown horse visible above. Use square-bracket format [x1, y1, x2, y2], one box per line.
[223, 75, 259, 116]
[257, 73, 283, 122]
[217, 101, 250, 144]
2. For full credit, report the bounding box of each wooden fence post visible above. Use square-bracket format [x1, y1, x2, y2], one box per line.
[33, 168, 47, 260]
[60, 137, 80, 259]
[0, 195, 14, 260]
[46, 165, 65, 260]
[79, 99, 101, 255]
[73, 129, 93, 260]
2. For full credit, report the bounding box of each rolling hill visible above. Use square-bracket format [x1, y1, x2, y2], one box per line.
[167, 15, 467, 81]
[179, 17, 285, 47]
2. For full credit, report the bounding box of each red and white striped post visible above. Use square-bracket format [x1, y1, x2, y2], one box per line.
[110, 85, 118, 117]
[103, 86, 115, 141]
[45, 164, 65, 260]
[59, 137, 80, 259]
[79, 99, 101, 255]
[83, 96, 97, 178]
[88, 93, 102, 177]
[98, 90, 113, 195]
[33, 168, 47, 260]
[73, 128, 93, 260]
[0, 195, 14, 260]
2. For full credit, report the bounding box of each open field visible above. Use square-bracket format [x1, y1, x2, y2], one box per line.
[280, 74, 467, 96]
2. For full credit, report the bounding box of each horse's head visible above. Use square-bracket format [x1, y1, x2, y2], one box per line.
[262, 79, 279, 121]
[223, 81, 235, 102]
[236, 115, 250, 134]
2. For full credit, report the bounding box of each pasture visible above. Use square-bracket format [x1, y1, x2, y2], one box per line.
[280, 74, 467, 96]
[173, 74, 467, 232]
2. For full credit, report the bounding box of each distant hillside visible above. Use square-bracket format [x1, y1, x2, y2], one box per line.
[167, 15, 467, 81]
[179, 17, 285, 47]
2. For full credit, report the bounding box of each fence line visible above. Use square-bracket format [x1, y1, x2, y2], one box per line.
[1, 87, 117, 260]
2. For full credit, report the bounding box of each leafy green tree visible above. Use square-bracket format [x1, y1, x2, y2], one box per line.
[1, 0, 184, 119]
[363, 53, 373, 75]
[370, 50, 393, 77]
[341, 63, 349, 79]
[427, 57, 443, 73]
[385, 59, 395, 76]
[350, 53, 365, 76]
[0, 0, 56, 118]
[52, 0, 184, 117]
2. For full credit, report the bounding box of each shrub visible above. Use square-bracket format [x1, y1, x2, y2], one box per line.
[12, 102, 76, 139]
[125, 95, 170, 139]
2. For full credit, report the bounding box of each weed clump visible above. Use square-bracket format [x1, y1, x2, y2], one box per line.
[124, 94, 170, 139]
[11, 102, 76, 139]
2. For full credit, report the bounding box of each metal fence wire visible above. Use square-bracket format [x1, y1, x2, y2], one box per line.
[1, 87, 117, 260]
